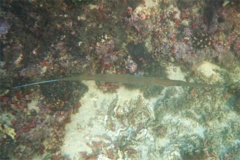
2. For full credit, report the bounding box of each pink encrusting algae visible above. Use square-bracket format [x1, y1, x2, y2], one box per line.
[1, 0, 240, 159]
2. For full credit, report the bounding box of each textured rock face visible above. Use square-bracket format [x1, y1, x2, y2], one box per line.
[61, 80, 240, 159]
[1, 0, 240, 159]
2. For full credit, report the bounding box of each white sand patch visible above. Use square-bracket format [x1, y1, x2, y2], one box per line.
[144, 0, 159, 8]
[60, 74, 240, 159]
[61, 81, 162, 159]
[28, 100, 40, 113]
[166, 65, 186, 81]
[196, 61, 222, 82]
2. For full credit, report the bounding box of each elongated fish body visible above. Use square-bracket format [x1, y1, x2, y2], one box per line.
[13, 74, 224, 89]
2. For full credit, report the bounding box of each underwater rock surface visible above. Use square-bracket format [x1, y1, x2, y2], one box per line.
[1, 0, 240, 159]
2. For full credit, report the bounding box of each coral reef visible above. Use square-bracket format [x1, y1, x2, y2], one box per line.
[0, 0, 240, 159]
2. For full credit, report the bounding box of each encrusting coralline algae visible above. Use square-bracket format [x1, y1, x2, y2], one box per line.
[0, 0, 240, 159]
